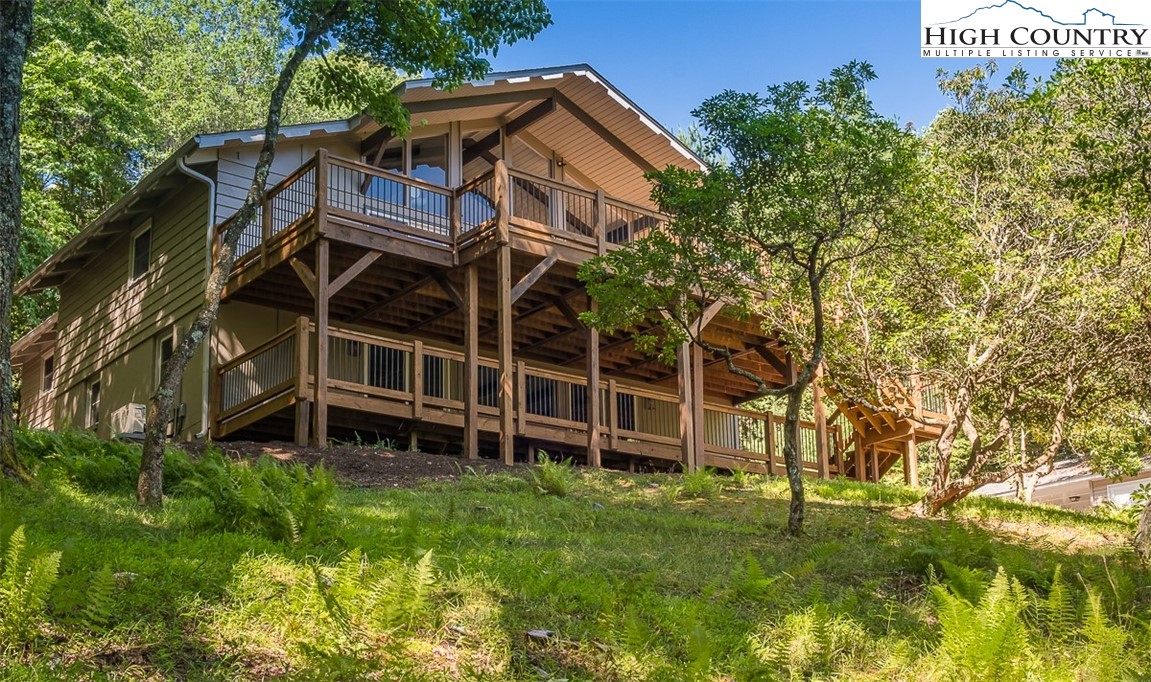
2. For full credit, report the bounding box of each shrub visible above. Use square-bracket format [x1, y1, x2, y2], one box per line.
[179, 450, 335, 543]
[16, 427, 193, 494]
[532, 452, 576, 497]
[679, 467, 721, 499]
[0, 526, 61, 650]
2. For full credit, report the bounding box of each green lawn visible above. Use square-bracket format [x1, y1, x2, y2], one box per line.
[1, 450, 1147, 680]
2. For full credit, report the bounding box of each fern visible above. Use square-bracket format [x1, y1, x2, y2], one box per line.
[0, 526, 62, 648]
[532, 452, 576, 497]
[1040, 565, 1076, 643]
[930, 568, 1034, 681]
[735, 553, 778, 601]
[82, 564, 116, 631]
[1078, 589, 1133, 681]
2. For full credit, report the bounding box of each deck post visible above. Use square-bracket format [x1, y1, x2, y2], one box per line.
[904, 434, 919, 486]
[497, 244, 514, 464]
[495, 160, 515, 465]
[765, 412, 778, 475]
[586, 297, 601, 467]
[853, 432, 865, 482]
[412, 340, 424, 420]
[516, 360, 527, 436]
[870, 444, 880, 483]
[463, 262, 479, 459]
[691, 343, 706, 471]
[677, 342, 695, 472]
[595, 189, 607, 255]
[312, 238, 330, 447]
[314, 148, 328, 234]
[608, 379, 619, 451]
[813, 372, 830, 480]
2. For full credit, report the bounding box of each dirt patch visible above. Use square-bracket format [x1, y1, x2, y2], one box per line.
[184, 441, 523, 488]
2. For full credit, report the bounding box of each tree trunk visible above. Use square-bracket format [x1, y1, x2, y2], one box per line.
[1136, 501, 1151, 565]
[919, 416, 958, 515]
[782, 385, 808, 535]
[136, 10, 340, 507]
[0, 0, 35, 483]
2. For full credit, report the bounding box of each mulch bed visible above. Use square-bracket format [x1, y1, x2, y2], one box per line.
[184, 441, 523, 488]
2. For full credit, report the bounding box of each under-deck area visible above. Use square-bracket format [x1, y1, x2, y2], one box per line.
[212, 150, 941, 483]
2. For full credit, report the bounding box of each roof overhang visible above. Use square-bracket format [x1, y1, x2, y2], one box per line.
[11, 313, 58, 367]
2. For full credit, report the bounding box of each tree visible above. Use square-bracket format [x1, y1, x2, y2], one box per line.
[831, 63, 1151, 515]
[1045, 58, 1151, 560]
[0, 0, 36, 481]
[14, 0, 153, 339]
[136, 0, 552, 507]
[582, 63, 924, 535]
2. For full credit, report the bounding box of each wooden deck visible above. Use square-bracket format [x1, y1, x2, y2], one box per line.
[210, 149, 941, 482]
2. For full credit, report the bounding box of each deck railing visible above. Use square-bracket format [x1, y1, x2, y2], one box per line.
[214, 318, 849, 471]
[214, 151, 668, 270]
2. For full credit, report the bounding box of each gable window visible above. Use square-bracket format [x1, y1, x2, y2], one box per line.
[130, 221, 152, 281]
[42, 355, 54, 394]
[87, 380, 101, 429]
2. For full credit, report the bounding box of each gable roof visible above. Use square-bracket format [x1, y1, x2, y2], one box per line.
[16, 64, 700, 297]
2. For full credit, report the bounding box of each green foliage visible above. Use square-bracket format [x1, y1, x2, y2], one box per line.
[0, 526, 61, 649]
[178, 450, 334, 543]
[531, 451, 576, 497]
[929, 568, 1034, 680]
[16, 427, 193, 494]
[2, 456, 1148, 678]
[81, 564, 116, 632]
[678, 466, 720, 499]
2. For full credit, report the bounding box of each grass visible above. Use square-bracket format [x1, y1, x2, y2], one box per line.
[1, 441, 1148, 680]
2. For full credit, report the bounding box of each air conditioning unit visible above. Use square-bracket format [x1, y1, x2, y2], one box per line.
[111, 403, 147, 436]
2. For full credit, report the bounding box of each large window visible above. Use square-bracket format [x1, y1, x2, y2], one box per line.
[130, 221, 152, 281]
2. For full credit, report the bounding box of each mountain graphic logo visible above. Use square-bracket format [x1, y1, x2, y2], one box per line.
[937, 1, 1141, 26]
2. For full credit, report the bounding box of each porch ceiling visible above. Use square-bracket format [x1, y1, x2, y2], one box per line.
[229, 240, 784, 405]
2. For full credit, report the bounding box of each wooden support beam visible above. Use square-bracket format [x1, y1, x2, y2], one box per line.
[463, 97, 556, 166]
[290, 258, 317, 299]
[511, 254, 558, 304]
[813, 373, 830, 480]
[554, 91, 658, 174]
[691, 343, 706, 472]
[350, 272, 439, 323]
[405, 88, 555, 115]
[677, 342, 694, 472]
[328, 251, 382, 297]
[312, 239, 330, 447]
[904, 434, 919, 486]
[586, 296, 602, 467]
[294, 400, 310, 447]
[553, 296, 583, 328]
[870, 444, 880, 483]
[360, 126, 394, 160]
[753, 344, 790, 379]
[463, 263, 479, 459]
[433, 272, 465, 310]
[498, 243, 515, 465]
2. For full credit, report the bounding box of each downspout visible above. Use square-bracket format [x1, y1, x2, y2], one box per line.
[175, 155, 215, 439]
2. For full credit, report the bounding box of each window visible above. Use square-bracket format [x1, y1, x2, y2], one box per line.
[130, 222, 152, 280]
[42, 355, 54, 394]
[156, 333, 174, 388]
[87, 380, 101, 429]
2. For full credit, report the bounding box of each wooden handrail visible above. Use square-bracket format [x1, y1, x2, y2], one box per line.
[215, 325, 297, 376]
[506, 167, 598, 200]
[327, 155, 454, 196]
[456, 168, 497, 195]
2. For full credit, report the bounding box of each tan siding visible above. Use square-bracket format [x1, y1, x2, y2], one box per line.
[215, 138, 359, 222]
[17, 353, 55, 430]
[54, 183, 210, 439]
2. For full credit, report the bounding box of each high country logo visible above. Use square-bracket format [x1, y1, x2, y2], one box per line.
[921, 0, 1151, 58]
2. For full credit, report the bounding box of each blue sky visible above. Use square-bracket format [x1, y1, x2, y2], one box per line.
[486, 0, 1056, 133]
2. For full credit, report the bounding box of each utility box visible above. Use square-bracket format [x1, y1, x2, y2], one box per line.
[110, 403, 147, 436]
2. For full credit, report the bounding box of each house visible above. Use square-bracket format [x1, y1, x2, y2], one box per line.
[977, 457, 1151, 512]
[10, 65, 941, 481]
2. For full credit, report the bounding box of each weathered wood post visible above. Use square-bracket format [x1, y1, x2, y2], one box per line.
[463, 262, 479, 459]
[677, 342, 695, 472]
[691, 343, 706, 471]
[311, 239, 329, 447]
[494, 160, 514, 464]
[586, 297, 602, 467]
[813, 372, 830, 479]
